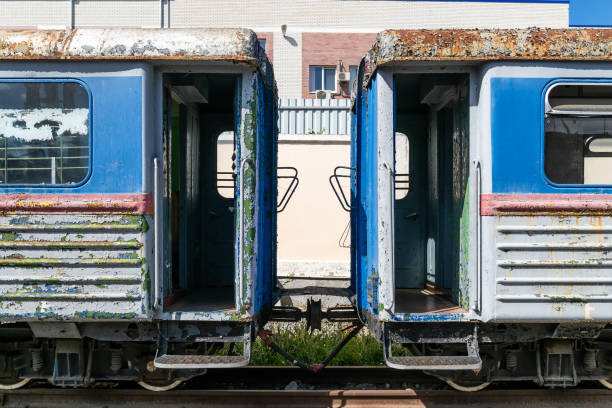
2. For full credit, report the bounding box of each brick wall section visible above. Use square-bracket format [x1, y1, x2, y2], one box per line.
[256, 31, 273, 63]
[302, 32, 376, 99]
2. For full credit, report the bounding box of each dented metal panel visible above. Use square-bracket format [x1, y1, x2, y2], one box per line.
[0, 214, 149, 320]
[494, 215, 612, 321]
[362, 28, 612, 88]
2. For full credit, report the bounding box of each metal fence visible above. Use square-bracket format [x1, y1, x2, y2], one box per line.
[278, 98, 351, 135]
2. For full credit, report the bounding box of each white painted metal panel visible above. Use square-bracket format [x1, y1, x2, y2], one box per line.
[493, 215, 612, 321]
[0, 214, 148, 320]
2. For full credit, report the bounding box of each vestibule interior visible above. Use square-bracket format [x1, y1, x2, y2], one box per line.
[393, 73, 470, 314]
[163, 73, 239, 312]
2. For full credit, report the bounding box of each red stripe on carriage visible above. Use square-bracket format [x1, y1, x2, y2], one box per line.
[0, 194, 153, 214]
[481, 194, 612, 216]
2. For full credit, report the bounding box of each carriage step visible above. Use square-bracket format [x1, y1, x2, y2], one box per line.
[383, 324, 482, 371]
[154, 328, 251, 369]
[154, 354, 249, 369]
[384, 355, 482, 371]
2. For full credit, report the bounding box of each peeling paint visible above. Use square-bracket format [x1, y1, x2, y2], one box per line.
[362, 28, 612, 89]
[0, 214, 145, 320]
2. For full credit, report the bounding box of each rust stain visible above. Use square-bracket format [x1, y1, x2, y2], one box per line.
[0, 193, 153, 215]
[363, 28, 612, 87]
[0, 28, 261, 64]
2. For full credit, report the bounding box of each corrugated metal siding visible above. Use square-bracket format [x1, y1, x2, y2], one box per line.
[278, 98, 351, 135]
[0, 214, 148, 320]
[494, 215, 612, 321]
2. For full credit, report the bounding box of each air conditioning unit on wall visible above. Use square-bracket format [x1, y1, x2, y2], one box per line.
[315, 90, 332, 99]
[338, 71, 350, 82]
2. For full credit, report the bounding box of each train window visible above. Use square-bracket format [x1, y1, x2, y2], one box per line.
[395, 132, 409, 199]
[545, 84, 612, 185]
[216, 130, 235, 198]
[0, 82, 90, 186]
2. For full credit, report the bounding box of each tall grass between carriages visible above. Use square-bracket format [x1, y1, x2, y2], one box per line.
[248, 323, 407, 366]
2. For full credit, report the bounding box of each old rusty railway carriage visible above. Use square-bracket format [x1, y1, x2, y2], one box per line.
[349, 29, 612, 389]
[0, 28, 281, 389]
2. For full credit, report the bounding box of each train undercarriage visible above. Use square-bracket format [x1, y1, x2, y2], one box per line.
[0, 320, 608, 391]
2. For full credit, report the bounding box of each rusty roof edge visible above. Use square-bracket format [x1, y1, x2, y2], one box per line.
[359, 28, 612, 90]
[0, 27, 278, 99]
[0, 28, 261, 63]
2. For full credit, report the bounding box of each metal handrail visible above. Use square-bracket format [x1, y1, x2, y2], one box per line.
[277, 166, 299, 213]
[474, 160, 482, 313]
[329, 166, 354, 212]
[153, 157, 161, 310]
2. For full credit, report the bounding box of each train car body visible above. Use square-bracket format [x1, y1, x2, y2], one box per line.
[351, 29, 612, 388]
[0, 28, 278, 388]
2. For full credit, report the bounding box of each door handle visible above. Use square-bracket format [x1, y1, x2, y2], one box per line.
[404, 213, 418, 221]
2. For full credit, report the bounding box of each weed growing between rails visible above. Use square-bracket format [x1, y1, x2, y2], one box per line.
[246, 323, 410, 366]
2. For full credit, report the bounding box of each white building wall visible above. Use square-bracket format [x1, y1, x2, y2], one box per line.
[0, 1, 568, 31]
[74, 1, 160, 28]
[0, 0, 70, 28]
[273, 32, 303, 99]
[169, 0, 569, 31]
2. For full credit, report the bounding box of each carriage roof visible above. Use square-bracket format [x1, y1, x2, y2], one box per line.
[360, 28, 612, 88]
[0, 28, 261, 62]
[0, 27, 275, 93]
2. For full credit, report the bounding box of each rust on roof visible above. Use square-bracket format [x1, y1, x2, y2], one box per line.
[0, 27, 276, 91]
[362, 28, 612, 86]
[0, 28, 262, 64]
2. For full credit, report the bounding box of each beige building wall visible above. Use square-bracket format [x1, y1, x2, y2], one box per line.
[277, 138, 351, 277]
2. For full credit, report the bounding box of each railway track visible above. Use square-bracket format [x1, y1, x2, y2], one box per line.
[0, 368, 609, 407]
[0, 388, 610, 407]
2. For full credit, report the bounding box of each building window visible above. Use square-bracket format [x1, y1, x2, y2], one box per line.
[545, 83, 612, 185]
[0, 81, 90, 186]
[258, 38, 266, 51]
[309, 66, 336, 92]
[349, 65, 359, 93]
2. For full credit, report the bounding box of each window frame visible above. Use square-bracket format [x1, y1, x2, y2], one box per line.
[216, 130, 236, 199]
[308, 65, 337, 93]
[542, 79, 612, 188]
[0, 78, 93, 188]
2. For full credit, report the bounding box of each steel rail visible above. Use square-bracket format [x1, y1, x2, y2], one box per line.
[0, 388, 610, 408]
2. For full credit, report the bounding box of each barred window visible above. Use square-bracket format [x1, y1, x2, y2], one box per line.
[0, 82, 90, 185]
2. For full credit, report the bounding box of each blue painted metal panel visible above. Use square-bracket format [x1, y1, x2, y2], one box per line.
[353, 74, 380, 316]
[253, 72, 278, 318]
[491, 77, 612, 194]
[0, 75, 143, 194]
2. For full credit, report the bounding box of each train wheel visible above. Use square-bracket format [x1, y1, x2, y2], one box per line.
[446, 379, 491, 392]
[0, 378, 31, 390]
[137, 380, 182, 392]
[599, 379, 612, 390]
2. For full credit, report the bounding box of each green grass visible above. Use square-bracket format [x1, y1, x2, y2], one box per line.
[248, 323, 408, 366]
